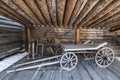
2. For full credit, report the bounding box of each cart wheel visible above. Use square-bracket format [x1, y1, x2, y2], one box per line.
[95, 47, 114, 67]
[60, 52, 78, 70]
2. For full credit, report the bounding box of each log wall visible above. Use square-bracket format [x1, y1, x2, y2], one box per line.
[0, 16, 25, 59]
[0, 28, 25, 59]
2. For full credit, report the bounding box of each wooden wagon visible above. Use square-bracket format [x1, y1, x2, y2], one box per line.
[7, 42, 114, 74]
[60, 42, 114, 70]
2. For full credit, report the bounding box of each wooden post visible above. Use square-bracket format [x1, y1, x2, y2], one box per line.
[26, 28, 31, 52]
[75, 28, 80, 44]
[55, 38, 60, 47]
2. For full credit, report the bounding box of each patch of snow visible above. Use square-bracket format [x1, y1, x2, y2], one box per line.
[0, 52, 28, 73]
[115, 57, 120, 61]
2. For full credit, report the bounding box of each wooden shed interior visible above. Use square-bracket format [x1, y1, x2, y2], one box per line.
[0, 0, 120, 80]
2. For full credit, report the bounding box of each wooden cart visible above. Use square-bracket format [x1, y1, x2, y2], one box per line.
[7, 42, 114, 73]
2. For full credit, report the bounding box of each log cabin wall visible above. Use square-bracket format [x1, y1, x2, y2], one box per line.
[0, 17, 25, 59]
[30, 26, 117, 44]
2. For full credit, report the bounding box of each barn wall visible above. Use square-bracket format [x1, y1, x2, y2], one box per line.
[31, 27, 120, 54]
[0, 28, 25, 59]
[31, 27, 117, 44]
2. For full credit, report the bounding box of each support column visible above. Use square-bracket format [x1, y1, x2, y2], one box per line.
[26, 28, 31, 52]
[55, 38, 60, 47]
[75, 28, 80, 44]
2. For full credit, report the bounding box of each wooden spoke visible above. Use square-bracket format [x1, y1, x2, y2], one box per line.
[60, 52, 78, 70]
[95, 47, 114, 67]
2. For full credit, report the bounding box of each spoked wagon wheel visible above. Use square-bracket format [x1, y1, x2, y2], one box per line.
[60, 52, 78, 70]
[95, 47, 114, 67]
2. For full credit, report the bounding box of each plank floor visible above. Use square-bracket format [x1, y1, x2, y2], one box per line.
[0, 55, 120, 80]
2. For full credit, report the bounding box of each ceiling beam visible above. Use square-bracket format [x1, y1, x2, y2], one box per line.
[85, 0, 120, 28]
[73, 0, 99, 28]
[89, 5, 120, 28]
[0, 0, 33, 26]
[35, 0, 52, 26]
[68, 0, 85, 27]
[63, 0, 77, 27]
[23, 0, 46, 25]
[46, 0, 57, 27]
[12, 0, 39, 25]
[78, 0, 113, 27]
[56, 0, 66, 27]
[94, 14, 120, 28]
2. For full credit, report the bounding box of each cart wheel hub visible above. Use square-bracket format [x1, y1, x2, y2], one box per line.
[103, 56, 108, 60]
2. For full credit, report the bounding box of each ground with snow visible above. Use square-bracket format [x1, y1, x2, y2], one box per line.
[0, 52, 28, 73]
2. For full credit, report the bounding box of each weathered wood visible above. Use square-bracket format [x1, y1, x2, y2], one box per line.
[95, 13, 120, 28]
[73, 0, 99, 28]
[68, 0, 86, 27]
[56, 0, 66, 26]
[63, 0, 77, 27]
[78, 0, 113, 27]
[82, 0, 120, 28]
[35, 0, 52, 25]
[26, 28, 31, 52]
[89, 4, 120, 28]
[12, 0, 39, 25]
[2, 0, 34, 25]
[46, 0, 57, 26]
[75, 28, 80, 44]
[23, 0, 46, 25]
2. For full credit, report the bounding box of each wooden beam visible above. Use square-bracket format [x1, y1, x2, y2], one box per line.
[68, 0, 85, 27]
[73, 0, 99, 28]
[0, 7, 26, 26]
[26, 28, 31, 52]
[35, 0, 52, 25]
[0, 0, 33, 25]
[75, 28, 80, 44]
[94, 12, 120, 28]
[78, 0, 113, 27]
[63, 0, 77, 27]
[46, 0, 57, 26]
[88, 3, 120, 28]
[109, 25, 120, 32]
[56, 0, 66, 26]
[23, 0, 46, 25]
[82, 0, 119, 28]
[12, 0, 39, 25]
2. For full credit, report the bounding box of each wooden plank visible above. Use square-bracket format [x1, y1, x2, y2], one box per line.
[23, 0, 46, 25]
[94, 13, 120, 28]
[63, 0, 77, 27]
[68, 0, 86, 27]
[89, 5, 120, 28]
[0, 1, 30, 25]
[90, 60, 114, 80]
[56, 0, 66, 26]
[83, 61, 102, 80]
[46, 0, 57, 26]
[85, 0, 120, 28]
[78, 0, 113, 27]
[73, 0, 99, 28]
[76, 60, 92, 80]
[12, 0, 40, 25]
[91, 60, 120, 80]
[35, 0, 52, 25]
